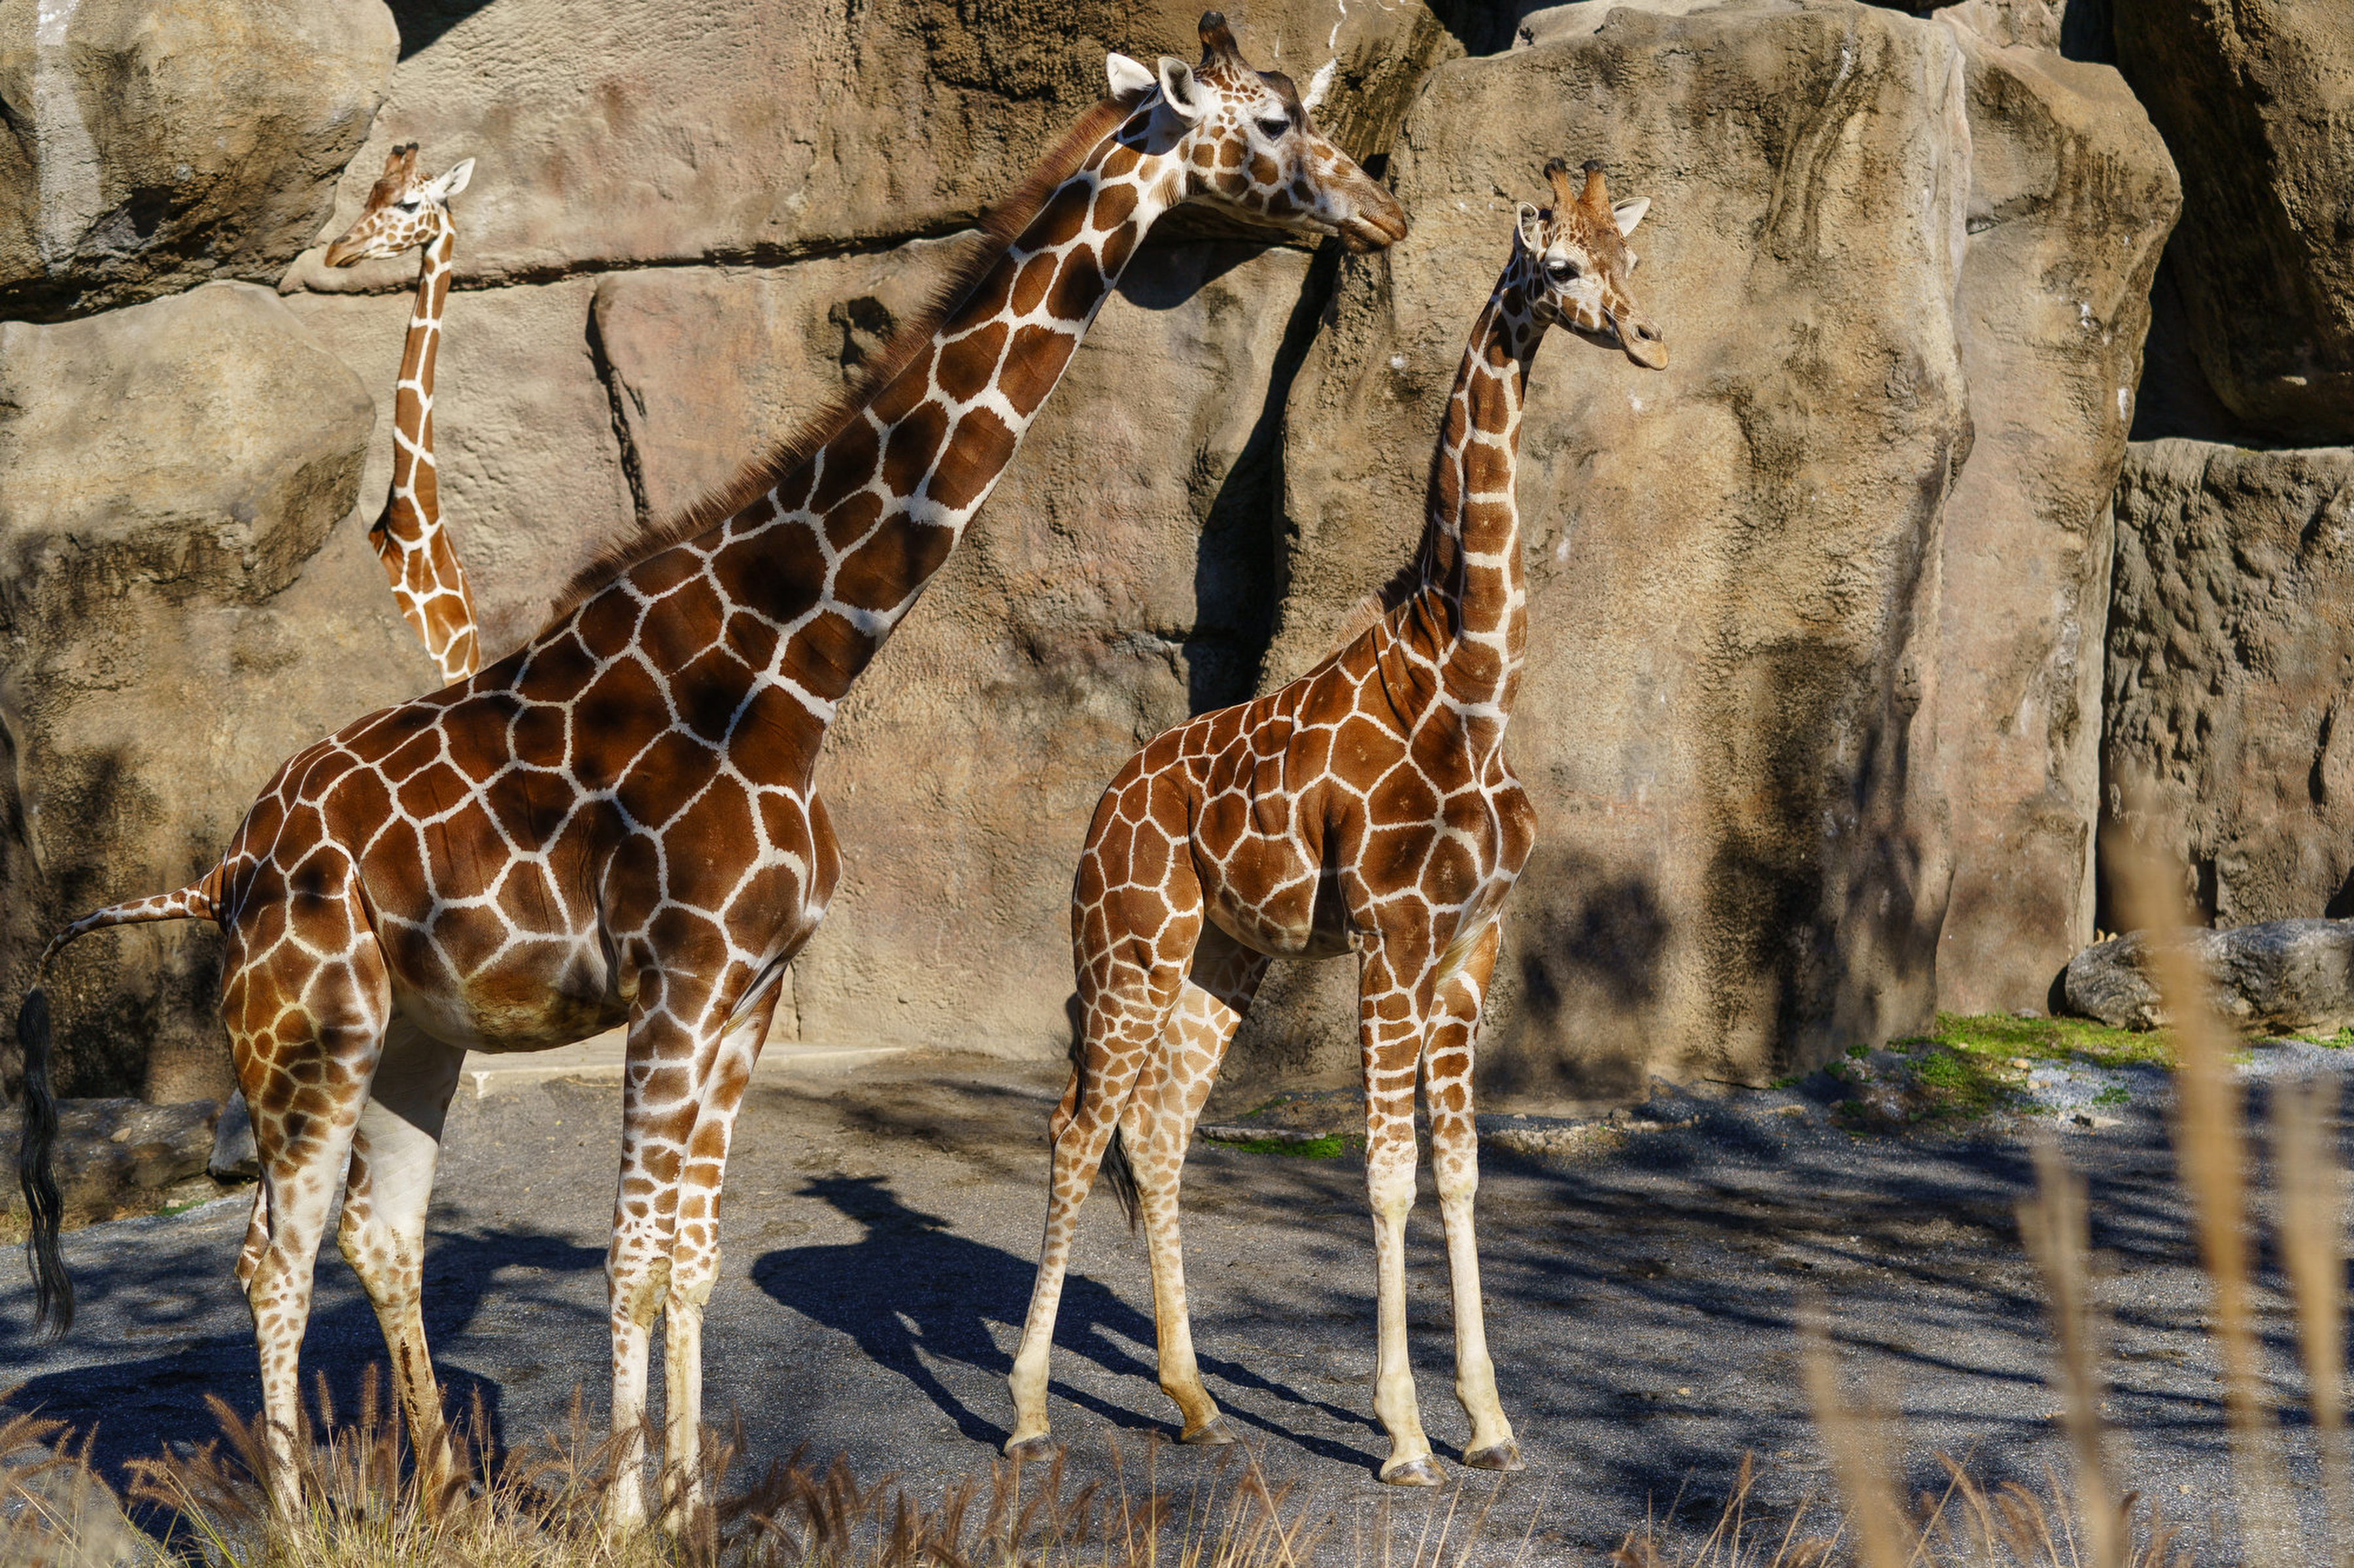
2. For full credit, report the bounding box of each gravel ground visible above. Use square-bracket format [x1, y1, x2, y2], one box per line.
[3, 1043, 2347, 1560]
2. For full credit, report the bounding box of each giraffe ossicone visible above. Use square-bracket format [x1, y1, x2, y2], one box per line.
[324, 142, 484, 685]
[12, 13, 1402, 1535]
[1004, 159, 1664, 1484]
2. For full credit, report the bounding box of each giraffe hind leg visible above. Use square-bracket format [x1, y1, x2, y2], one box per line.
[334, 1019, 466, 1499]
[229, 933, 394, 1520]
[1006, 903, 1203, 1456]
[1121, 924, 1267, 1445]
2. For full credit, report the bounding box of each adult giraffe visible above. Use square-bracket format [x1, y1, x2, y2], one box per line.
[13, 16, 1403, 1530]
[1005, 161, 1663, 1484]
[324, 143, 485, 685]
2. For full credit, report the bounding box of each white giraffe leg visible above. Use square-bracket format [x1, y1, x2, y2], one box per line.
[656, 991, 776, 1529]
[334, 1019, 466, 1492]
[1424, 921, 1519, 1469]
[1121, 925, 1266, 1442]
[1361, 938, 1442, 1486]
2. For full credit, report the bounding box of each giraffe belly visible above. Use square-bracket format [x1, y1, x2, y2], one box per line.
[387, 937, 627, 1053]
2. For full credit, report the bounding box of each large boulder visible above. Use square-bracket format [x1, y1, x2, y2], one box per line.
[1928, 25, 2177, 1014]
[2103, 440, 2354, 927]
[1247, 0, 1969, 1098]
[587, 236, 1322, 1053]
[0, 283, 437, 1100]
[2062, 919, 2354, 1035]
[279, 0, 1475, 297]
[2112, 1, 2354, 442]
[0, 0, 396, 321]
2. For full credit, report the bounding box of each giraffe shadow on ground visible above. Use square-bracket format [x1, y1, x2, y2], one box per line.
[749, 1174, 1385, 1468]
[1, 1220, 604, 1489]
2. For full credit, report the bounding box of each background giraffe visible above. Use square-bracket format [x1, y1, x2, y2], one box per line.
[322, 143, 483, 685]
[14, 14, 1403, 1531]
[1004, 160, 1662, 1485]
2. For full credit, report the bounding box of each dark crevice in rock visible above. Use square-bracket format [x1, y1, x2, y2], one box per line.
[583, 302, 651, 534]
[1185, 237, 1347, 714]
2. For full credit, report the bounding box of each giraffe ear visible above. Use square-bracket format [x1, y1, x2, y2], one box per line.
[1516, 202, 1544, 252]
[1611, 195, 1650, 236]
[426, 158, 475, 201]
[1156, 56, 1208, 123]
[1106, 52, 1153, 98]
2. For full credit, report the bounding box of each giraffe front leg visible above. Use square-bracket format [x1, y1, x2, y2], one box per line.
[1361, 944, 1441, 1486]
[1426, 924, 1519, 1471]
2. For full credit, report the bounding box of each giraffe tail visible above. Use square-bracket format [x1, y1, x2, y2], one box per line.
[16, 868, 225, 1337]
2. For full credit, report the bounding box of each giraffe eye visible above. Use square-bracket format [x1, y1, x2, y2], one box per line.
[1255, 116, 1289, 139]
[1546, 256, 1580, 281]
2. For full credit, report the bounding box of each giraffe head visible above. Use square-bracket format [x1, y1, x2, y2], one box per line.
[1514, 159, 1664, 369]
[1108, 12, 1407, 253]
[323, 144, 475, 267]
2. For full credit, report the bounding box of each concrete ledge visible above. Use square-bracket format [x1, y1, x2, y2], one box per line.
[462, 1031, 908, 1097]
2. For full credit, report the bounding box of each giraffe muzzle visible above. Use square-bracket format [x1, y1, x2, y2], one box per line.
[1611, 307, 1668, 369]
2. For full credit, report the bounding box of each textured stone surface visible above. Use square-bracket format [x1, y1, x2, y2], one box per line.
[2104, 440, 2354, 928]
[2113, 1, 2354, 441]
[0, 1099, 216, 1227]
[1929, 29, 2177, 1014]
[1244, 0, 1969, 1099]
[279, 0, 1472, 297]
[2062, 919, 2354, 1034]
[0, 0, 396, 320]
[282, 277, 638, 657]
[0, 283, 436, 1099]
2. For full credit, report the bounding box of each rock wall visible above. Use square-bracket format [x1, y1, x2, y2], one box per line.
[10, 0, 2348, 1099]
[1928, 28, 2175, 1014]
[0, 0, 398, 321]
[2103, 440, 2354, 927]
[2113, 1, 2354, 444]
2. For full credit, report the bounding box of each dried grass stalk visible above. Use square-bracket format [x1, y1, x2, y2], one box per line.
[2102, 810, 2293, 1560]
[2015, 1136, 2121, 1568]
[2272, 1072, 2352, 1568]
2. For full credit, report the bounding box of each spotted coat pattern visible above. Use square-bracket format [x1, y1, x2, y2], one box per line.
[1004, 162, 1665, 1485]
[18, 15, 1403, 1533]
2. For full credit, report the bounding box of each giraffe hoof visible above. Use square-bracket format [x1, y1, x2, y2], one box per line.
[1003, 1433, 1057, 1463]
[1180, 1416, 1238, 1446]
[1378, 1456, 1445, 1488]
[1463, 1441, 1524, 1472]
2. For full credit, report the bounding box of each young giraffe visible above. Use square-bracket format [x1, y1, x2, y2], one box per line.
[1005, 160, 1664, 1484]
[322, 143, 483, 685]
[13, 15, 1403, 1531]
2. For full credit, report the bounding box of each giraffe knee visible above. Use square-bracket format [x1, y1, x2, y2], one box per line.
[667, 1247, 720, 1312]
[613, 1255, 672, 1329]
[1367, 1150, 1418, 1221]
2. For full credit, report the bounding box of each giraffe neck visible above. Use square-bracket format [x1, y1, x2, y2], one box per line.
[706, 125, 1170, 715]
[1408, 273, 1539, 717]
[384, 224, 453, 552]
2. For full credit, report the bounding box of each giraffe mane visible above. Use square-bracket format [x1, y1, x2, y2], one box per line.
[554, 86, 1152, 613]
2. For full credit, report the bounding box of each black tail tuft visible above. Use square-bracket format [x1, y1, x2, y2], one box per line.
[16, 987, 73, 1338]
[1100, 1126, 1142, 1234]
